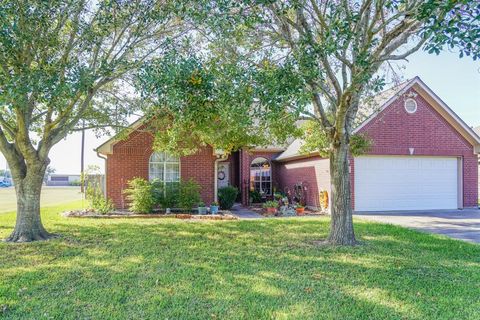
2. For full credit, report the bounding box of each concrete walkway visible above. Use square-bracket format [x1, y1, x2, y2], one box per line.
[355, 208, 480, 244]
[231, 204, 264, 219]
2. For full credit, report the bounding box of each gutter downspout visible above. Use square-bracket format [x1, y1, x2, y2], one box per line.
[96, 150, 108, 198]
[214, 154, 228, 203]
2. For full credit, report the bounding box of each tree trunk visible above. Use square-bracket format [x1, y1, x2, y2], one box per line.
[6, 167, 53, 242]
[327, 138, 356, 245]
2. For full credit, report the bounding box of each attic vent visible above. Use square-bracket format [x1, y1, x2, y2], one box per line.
[404, 98, 417, 114]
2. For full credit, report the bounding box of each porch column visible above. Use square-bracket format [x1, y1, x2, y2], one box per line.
[240, 149, 250, 206]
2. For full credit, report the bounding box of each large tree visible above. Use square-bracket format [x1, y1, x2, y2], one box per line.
[0, 0, 187, 242]
[181, 0, 479, 245]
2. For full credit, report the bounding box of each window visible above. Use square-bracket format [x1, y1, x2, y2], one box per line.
[250, 157, 272, 196]
[404, 98, 417, 113]
[149, 152, 180, 183]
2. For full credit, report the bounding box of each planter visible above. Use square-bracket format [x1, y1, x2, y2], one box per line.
[198, 206, 208, 215]
[265, 207, 277, 215]
[296, 207, 305, 215]
[210, 205, 219, 214]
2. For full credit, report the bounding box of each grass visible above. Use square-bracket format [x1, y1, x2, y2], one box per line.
[0, 187, 82, 213]
[1, 202, 479, 319]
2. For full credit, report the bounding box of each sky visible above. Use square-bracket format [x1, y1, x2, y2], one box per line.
[0, 49, 479, 174]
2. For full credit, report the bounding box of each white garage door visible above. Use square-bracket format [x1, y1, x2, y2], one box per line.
[354, 156, 459, 211]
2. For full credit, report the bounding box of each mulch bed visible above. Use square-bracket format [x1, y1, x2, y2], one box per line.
[248, 204, 325, 217]
[62, 210, 238, 220]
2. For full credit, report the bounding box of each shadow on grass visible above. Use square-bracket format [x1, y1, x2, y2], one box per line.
[1, 216, 479, 319]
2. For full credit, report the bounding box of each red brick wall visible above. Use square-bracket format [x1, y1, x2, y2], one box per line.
[276, 156, 330, 209]
[239, 149, 282, 205]
[354, 88, 478, 208]
[106, 130, 217, 208]
[277, 88, 478, 210]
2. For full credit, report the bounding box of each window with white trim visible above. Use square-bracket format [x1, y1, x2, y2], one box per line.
[404, 98, 417, 113]
[149, 152, 180, 183]
[250, 157, 272, 196]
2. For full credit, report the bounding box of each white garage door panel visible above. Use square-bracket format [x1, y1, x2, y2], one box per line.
[355, 156, 458, 211]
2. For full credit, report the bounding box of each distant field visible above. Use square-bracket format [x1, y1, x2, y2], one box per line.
[0, 186, 83, 213]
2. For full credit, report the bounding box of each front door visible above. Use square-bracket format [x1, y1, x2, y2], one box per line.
[218, 163, 230, 189]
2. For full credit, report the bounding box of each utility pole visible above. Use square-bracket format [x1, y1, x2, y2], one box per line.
[80, 120, 85, 193]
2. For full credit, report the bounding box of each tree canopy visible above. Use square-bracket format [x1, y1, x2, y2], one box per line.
[0, 0, 189, 242]
[139, 0, 480, 245]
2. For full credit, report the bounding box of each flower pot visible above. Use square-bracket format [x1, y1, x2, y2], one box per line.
[210, 205, 219, 214]
[198, 207, 208, 215]
[296, 207, 305, 215]
[265, 207, 277, 215]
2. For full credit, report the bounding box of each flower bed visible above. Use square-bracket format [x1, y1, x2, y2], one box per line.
[248, 204, 323, 217]
[62, 210, 238, 220]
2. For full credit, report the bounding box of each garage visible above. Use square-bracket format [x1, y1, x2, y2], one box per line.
[354, 156, 459, 211]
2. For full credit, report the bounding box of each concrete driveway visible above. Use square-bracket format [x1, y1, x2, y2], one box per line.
[355, 208, 480, 244]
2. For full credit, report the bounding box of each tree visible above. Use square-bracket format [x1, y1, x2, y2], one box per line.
[177, 0, 479, 244]
[0, 0, 187, 242]
[43, 166, 56, 185]
[137, 50, 301, 156]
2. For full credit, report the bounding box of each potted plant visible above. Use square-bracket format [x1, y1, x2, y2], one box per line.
[263, 201, 279, 215]
[295, 203, 305, 215]
[274, 192, 283, 200]
[197, 202, 208, 215]
[210, 201, 220, 214]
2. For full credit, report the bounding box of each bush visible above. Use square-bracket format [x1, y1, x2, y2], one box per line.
[93, 197, 115, 214]
[124, 178, 155, 213]
[152, 180, 179, 209]
[178, 179, 201, 210]
[218, 186, 238, 210]
[84, 165, 113, 214]
[249, 190, 262, 203]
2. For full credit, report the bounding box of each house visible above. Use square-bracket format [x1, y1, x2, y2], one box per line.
[96, 77, 480, 211]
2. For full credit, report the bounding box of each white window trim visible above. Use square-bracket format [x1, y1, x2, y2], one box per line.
[404, 98, 418, 114]
[250, 157, 272, 196]
[148, 152, 181, 185]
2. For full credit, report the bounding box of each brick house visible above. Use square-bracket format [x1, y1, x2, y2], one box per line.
[97, 77, 480, 211]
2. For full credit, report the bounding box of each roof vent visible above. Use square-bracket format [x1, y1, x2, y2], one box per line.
[404, 98, 417, 114]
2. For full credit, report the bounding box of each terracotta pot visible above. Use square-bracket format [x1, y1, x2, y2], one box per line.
[296, 207, 305, 215]
[265, 207, 277, 215]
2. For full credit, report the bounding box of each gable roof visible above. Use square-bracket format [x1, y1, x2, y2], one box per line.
[474, 126, 480, 136]
[95, 116, 289, 155]
[274, 138, 315, 161]
[96, 117, 145, 155]
[97, 77, 480, 158]
[275, 76, 480, 161]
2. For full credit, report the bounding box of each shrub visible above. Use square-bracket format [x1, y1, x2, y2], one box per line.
[152, 180, 179, 209]
[249, 190, 262, 203]
[218, 186, 238, 210]
[83, 165, 113, 214]
[93, 197, 115, 215]
[178, 179, 201, 210]
[124, 178, 155, 213]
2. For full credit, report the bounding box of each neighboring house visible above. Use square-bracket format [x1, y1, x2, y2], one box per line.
[97, 76, 480, 211]
[46, 174, 81, 186]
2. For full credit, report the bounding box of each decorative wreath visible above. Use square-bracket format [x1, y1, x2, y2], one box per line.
[218, 171, 226, 180]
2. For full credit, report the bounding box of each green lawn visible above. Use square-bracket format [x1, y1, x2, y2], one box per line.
[0, 187, 83, 213]
[1, 203, 479, 319]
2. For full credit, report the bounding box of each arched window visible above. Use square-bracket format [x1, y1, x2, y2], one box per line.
[250, 157, 272, 196]
[149, 152, 180, 183]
